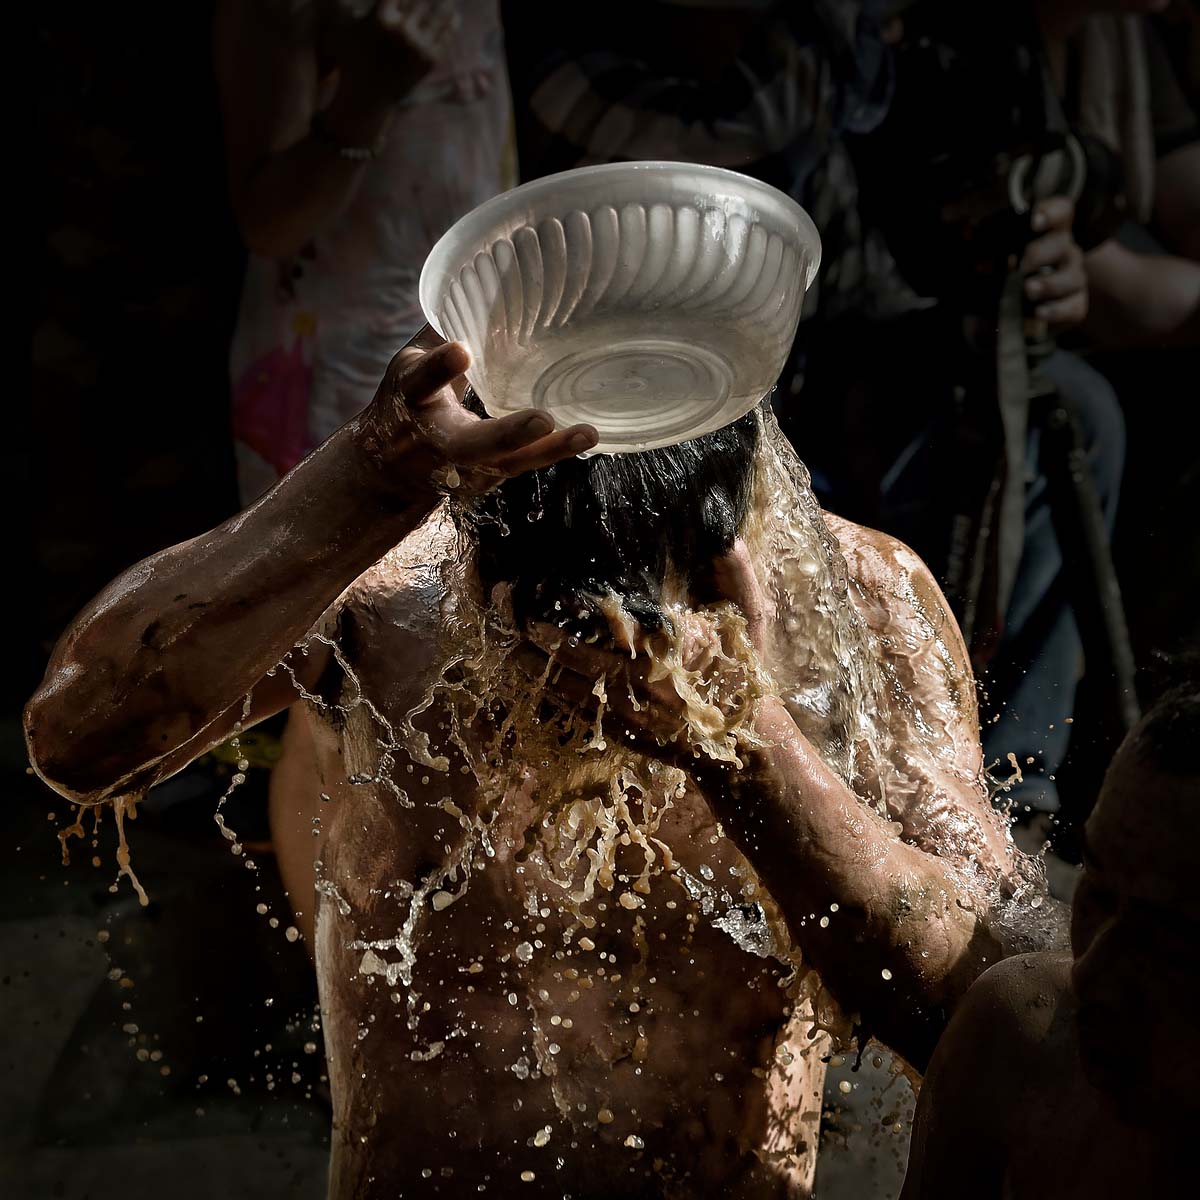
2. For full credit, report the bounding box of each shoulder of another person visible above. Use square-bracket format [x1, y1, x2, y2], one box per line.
[920, 952, 1073, 1139]
[945, 952, 1074, 1073]
[905, 953, 1075, 1200]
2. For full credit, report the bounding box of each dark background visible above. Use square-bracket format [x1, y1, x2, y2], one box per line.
[10, 3, 1197, 1199]
[10, 7, 328, 1197]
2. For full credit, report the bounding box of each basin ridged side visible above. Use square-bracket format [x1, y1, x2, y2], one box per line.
[437, 201, 809, 355]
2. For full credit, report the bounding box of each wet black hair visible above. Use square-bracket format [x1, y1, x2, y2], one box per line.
[465, 409, 761, 634]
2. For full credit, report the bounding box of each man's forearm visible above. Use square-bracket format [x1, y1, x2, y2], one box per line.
[694, 698, 999, 1069]
[25, 415, 425, 801]
[27, 332, 597, 803]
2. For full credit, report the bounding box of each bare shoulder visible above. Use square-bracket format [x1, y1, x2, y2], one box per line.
[823, 511, 980, 751]
[340, 506, 461, 618]
[900, 952, 1073, 1199]
[318, 507, 462, 697]
[948, 952, 1073, 1049]
[923, 953, 1073, 1123]
[823, 514, 964, 651]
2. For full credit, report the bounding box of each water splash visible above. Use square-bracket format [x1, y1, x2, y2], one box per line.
[305, 405, 1056, 1071]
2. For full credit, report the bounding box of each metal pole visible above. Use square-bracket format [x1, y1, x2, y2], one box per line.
[1038, 393, 1141, 736]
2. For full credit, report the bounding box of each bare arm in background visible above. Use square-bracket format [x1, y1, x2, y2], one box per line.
[214, 0, 460, 258]
[25, 332, 598, 807]
[1083, 143, 1200, 348]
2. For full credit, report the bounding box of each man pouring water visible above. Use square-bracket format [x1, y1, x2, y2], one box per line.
[27, 166, 1052, 1198]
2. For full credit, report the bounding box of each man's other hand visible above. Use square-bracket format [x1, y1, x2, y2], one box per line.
[519, 541, 771, 758]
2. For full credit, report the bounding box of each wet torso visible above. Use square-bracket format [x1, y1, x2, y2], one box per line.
[278, 508, 991, 1199]
[294, 518, 826, 1200]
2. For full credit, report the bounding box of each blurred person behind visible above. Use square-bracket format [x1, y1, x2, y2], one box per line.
[215, 0, 513, 503]
[503, 0, 910, 338]
[899, 673, 1199, 1198]
[1037, 0, 1200, 680]
[802, 0, 1139, 827]
[1035, 0, 1199, 349]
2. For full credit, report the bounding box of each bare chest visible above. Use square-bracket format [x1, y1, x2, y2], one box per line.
[304, 591, 825, 1193]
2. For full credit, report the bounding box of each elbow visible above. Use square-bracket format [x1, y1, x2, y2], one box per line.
[1140, 270, 1200, 342]
[1165, 286, 1200, 342]
[23, 676, 166, 806]
[1088, 255, 1200, 346]
[23, 684, 103, 804]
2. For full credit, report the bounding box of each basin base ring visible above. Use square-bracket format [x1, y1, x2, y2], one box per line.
[530, 338, 735, 450]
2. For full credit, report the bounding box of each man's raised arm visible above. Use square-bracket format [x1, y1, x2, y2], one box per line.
[25, 333, 598, 806]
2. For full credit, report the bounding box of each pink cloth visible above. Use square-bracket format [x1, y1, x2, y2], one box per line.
[232, 335, 313, 477]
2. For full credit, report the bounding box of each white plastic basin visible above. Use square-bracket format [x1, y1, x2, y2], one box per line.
[419, 161, 821, 454]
